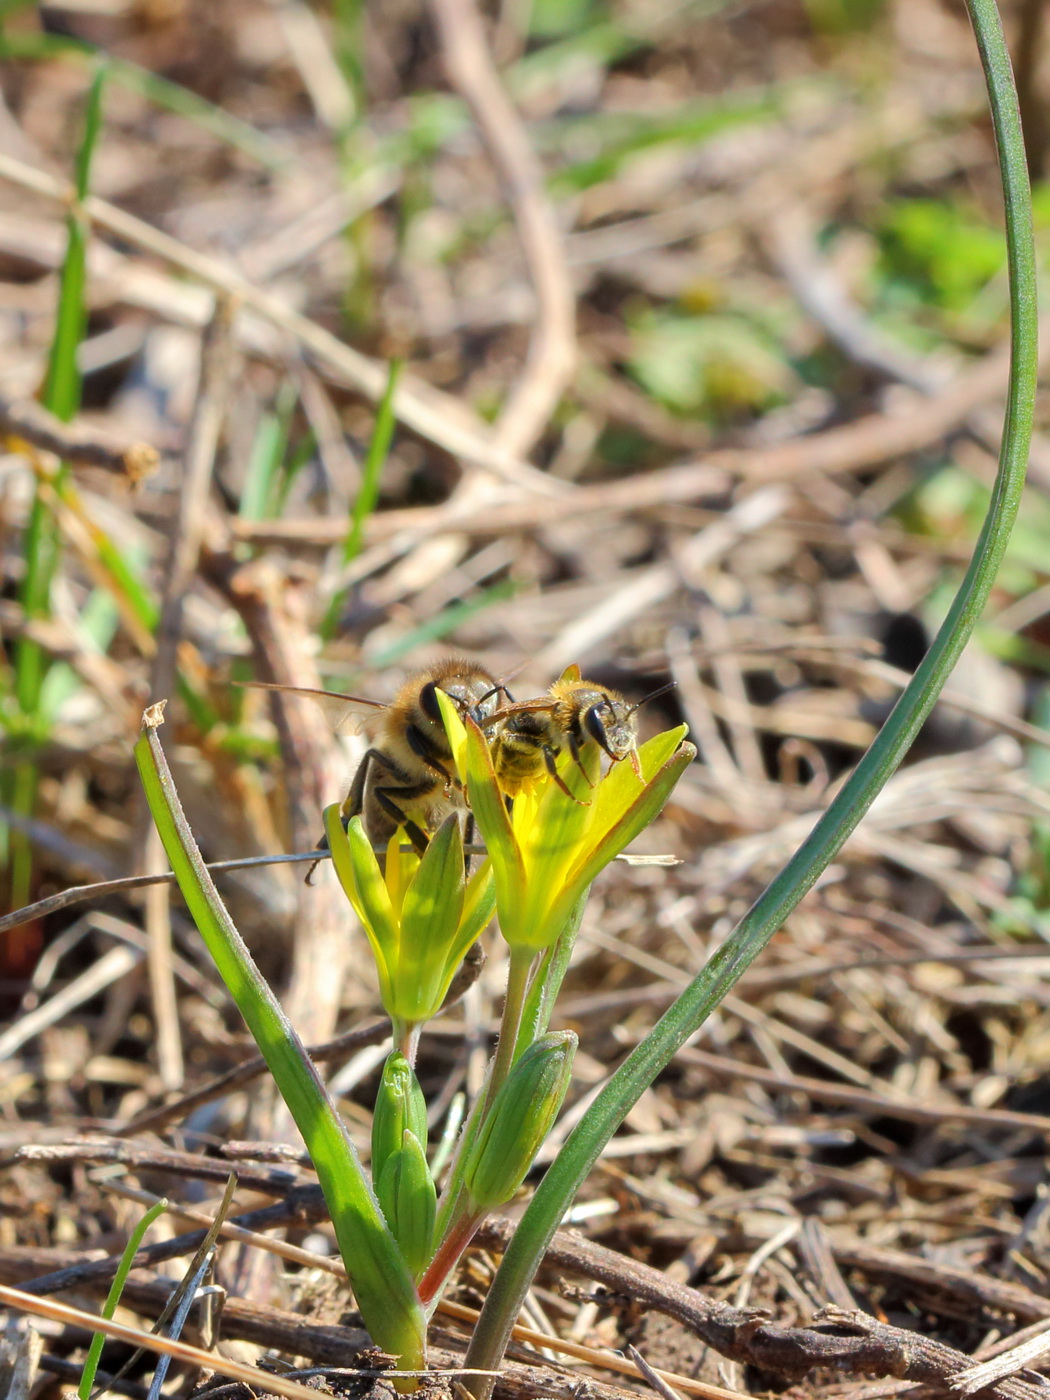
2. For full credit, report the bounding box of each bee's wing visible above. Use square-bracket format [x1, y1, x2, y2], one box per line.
[558, 664, 582, 683]
[237, 681, 387, 736]
[476, 695, 559, 730]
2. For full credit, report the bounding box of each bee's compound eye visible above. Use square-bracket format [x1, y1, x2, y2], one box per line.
[419, 681, 443, 723]
[583, 704, 608, 749]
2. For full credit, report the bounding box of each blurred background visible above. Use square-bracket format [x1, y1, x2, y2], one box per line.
[4, 0, 1050, 1381]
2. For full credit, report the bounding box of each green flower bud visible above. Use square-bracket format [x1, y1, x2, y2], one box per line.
[372, 1052, 428, 1186]
[465, 1031, 576, 1211]
[376, 1130, 437, 1280]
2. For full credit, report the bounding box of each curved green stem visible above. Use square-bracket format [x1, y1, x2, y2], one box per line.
[462, 2, 1036, 1392]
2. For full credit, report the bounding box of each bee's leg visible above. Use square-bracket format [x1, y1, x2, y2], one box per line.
[372, 783, 432, 855]
[404, 724, 453, 784]
[566, 731, 597, 787]
[441, 938, 485, 1009]
[305, 748, 391, 884]
[543, 746, 590, 804]
[463, 810, 475, 875]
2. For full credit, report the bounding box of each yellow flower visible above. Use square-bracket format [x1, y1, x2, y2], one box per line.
[437, 692, 695, 952]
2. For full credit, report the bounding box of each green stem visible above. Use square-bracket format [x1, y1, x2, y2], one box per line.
[428, 944, 536, 1286]
[461, 1, 1036, 1392]
[514, 893, 588, 1058]
[485, 944, 536, 1103]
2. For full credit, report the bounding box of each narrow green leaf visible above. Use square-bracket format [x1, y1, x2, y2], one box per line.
[462, 1, 1037, 1389]
[322, 359, 401, 639]
[0, 31, 287, 168]
[8, 62, 107, 908]
[135, 716, 425, 1367]
[79, 1197, 168, 1400]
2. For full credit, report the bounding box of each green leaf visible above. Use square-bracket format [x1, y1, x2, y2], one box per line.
[79, 1197, 168, 1400]
[136, 719, 425, 1367]
[462, 0, 1038, 1387]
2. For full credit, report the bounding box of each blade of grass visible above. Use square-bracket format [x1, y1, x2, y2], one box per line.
[133, 705, 426, 1370]
[239, 383, 298, 520]
[321, 358, 401, 639]
[368, 578, 518, 668]
[0, 31, 286, 169]
[89, 1175, 238, 1400]
[79, 1197, 168, 1400]
[8, 62, 105, 911]
[461, 0, 1037, 1390]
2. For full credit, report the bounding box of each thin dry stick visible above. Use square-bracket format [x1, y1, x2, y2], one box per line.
[0, 852, 322, 939]
[475, 1220, 1050, 1400]
[427, 0, 575, 458]
[75, 1185, 753, 1400]
[117, 1017, 390, 1135]
[366, 0, 576, 612]
[676, 1044, 1050, 1137]
[821, 651, 1050, 750]
[536, 485, 790, 671]
[698, 602, 767, 789]
[235, 305, 1050, 569]
[953, 1325, 1050, 1393]
[0, 392, 158, 480]
[0, 945, 141, 1061]
[665, 626, 752, 814]
[0, 151, 562, 497]
[143, 299, 236, 1093]
[0, 1283, 339, 1400]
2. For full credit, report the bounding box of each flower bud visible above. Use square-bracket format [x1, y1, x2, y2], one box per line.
[464, 1032, 576, 1211]
[372, 1052, 428, 1186]
[376, 1130, 436, 1280]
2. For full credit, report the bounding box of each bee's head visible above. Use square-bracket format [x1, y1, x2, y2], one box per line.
[419, 668, 502, 728]
[584, 695, 638, 761]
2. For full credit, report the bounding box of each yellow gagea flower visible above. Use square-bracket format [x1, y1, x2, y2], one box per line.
[436, 691, 695, 953]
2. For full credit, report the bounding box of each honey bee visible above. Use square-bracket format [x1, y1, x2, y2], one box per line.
[482, 665, 652, 798]
[244, 659, 505, 869]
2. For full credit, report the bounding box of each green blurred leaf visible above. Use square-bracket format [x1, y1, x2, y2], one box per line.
[629, 313, 794, 418]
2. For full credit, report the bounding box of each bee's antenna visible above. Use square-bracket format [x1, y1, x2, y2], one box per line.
[627, 681, 677, 715]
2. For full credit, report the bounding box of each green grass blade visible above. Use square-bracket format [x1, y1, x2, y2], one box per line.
[133, 710, 426, 1368]
[79, 1197, 168, 1400]
[321, 359, 401, 639]
[239, 384, 297, 520]
[368, 579, 518, 669]
[461, 0, 1037, 1390]
[8, 63, 105, 908]
[0, 31, 286, 168]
